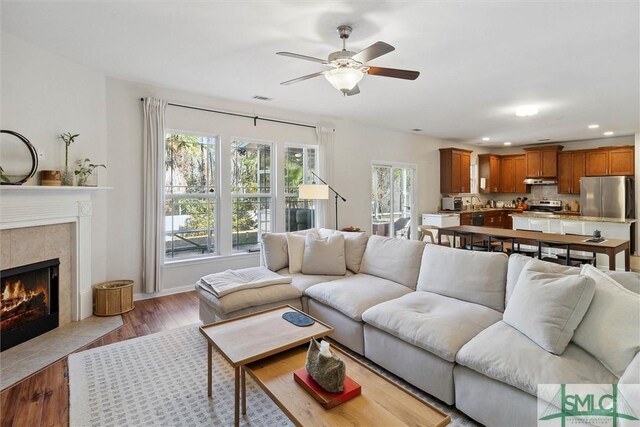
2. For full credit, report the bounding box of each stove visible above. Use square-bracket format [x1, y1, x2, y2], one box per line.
[524, 199, 562, 214]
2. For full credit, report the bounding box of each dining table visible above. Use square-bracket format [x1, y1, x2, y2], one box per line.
[436, 225, 631, 271]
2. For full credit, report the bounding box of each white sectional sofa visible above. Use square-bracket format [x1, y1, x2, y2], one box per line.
[196, 228, 640, 426]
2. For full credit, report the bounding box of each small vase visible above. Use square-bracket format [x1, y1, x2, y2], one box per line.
[61, 170, 74, 186]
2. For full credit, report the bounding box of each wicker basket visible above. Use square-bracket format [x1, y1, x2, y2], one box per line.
[94, 280, 135, 316]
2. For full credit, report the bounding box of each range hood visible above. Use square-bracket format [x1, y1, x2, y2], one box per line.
[523, 178, 558, 185]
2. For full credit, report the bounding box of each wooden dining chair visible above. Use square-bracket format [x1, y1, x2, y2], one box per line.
[418, 225, 451, 247]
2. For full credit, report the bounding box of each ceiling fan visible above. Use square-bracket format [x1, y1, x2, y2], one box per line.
[277, 25, 420, 96]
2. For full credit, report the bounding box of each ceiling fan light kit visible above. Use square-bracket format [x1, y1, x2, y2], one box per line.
[277, 25, 419, 96]
[324, 68, 364, 94]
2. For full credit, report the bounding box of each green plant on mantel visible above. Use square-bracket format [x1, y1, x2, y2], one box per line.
[58, 132, 79, 185]
[0, 165, 10, 183]
[75, 158, 105, 186]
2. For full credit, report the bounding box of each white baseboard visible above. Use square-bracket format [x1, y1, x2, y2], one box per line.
[134, 284, 195, 301]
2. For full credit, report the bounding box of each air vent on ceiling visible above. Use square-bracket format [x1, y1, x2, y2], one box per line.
[252, 95, 273, 101]
[538, 138, 552, 142]
[411, 128, 422, 132]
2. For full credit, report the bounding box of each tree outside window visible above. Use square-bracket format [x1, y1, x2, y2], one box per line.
[285, 145, 317, 231]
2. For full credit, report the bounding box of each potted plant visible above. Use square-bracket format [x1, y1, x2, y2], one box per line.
[75, 158, 105, 186]
[58, 132, 79, 185]
[0, 166, 10, 183]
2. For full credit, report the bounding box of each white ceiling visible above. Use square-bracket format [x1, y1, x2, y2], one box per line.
[2, 1, 639, 146]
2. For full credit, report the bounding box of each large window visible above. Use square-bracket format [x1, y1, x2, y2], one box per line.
[230, 140, 273, 253]
[371, 164, 415, 239]
[284, 145, 318, 231]
[164, 132, 217, 260]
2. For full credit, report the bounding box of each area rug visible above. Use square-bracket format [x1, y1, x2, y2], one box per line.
[69, 325, 477, 426]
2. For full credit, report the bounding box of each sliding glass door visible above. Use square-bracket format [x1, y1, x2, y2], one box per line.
[371, 164, 415, 239]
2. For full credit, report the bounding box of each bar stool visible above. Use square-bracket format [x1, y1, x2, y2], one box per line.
[488, 235, 516, 254]
[454, 231, 489, 251]
[511, 229, 540, 257]
[537, 241, 581, 267]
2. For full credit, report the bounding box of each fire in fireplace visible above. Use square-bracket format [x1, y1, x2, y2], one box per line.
[1, 259, 59, 351]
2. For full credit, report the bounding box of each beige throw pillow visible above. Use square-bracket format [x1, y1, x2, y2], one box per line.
[302, 233, 346, 276]
[286, 233, 306, 273]
[572, 264, 640, 377]
[260, 233, 288, 271]
[503, 260, 596, 355]
[319, 228, 369, 273]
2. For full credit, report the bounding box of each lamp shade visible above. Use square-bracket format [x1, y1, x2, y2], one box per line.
[324, 68, 364, 94]
[298, 184, 329, 200]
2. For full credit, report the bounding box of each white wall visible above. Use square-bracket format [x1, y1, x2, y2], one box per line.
[1, 32, 109, 286]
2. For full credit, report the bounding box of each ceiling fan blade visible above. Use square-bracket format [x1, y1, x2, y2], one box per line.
[346, 85, 360, 96]
[276, 52, 328, 64]
[280, 71, 325, 85]
[351, 41, 395, 63]
[367, 66, 420, 80]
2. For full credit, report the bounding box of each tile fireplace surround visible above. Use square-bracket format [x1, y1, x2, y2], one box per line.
[0, 186, 110, 322]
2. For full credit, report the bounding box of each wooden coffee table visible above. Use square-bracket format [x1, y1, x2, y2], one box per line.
[199, 305, 334, 427]
[245, 345, 451, 427]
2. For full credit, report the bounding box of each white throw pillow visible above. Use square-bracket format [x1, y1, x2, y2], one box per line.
[319, 228, 369, 273]
[286, 233, 306, 273]
[260, 233, 288, 271]
[572, 264, 640, 377]
[503, 260, 596, 355]
[301, 233, 346, 276]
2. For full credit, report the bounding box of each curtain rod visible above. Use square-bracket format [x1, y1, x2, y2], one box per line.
[139, 98, 316, 130]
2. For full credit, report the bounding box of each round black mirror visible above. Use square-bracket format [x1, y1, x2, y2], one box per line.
[0, 130, 39, 185]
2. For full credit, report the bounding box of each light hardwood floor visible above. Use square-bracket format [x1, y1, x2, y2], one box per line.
[0, 291, 200, 427]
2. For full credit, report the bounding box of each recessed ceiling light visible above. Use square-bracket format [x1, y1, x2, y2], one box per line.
[538, 139, 551, 142]
[603, 131, 614, 136]
[588, 124, 599, 129]
[515, 105, 539, 117]
[482, 137, 490, 141]
[503, 142, 512, 146]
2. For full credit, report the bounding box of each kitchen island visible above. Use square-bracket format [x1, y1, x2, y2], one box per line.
[510, 212, 636, 269]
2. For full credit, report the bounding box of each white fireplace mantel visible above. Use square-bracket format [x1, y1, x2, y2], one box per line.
[0, 186, 111, 321]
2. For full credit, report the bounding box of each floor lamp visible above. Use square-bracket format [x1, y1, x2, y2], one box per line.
[298, 172, 347, 230]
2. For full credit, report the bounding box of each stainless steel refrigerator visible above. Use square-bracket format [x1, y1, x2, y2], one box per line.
[580, 176, 635, 219]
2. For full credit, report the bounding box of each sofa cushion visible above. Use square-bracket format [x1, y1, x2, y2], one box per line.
[417, 244, 508, 311]
[506, 255, 580, 305]
[196, 283, 302, 315]
[362, 292, 502, 362]
[302, 233, 346, 275]
[276, 268, 353, 293]
[572, 264, 640, 377]
[456, 321, 618, 397]
[319, 228, 368, 273]
[260, 232, 289, 271]
[503, 260, 595, 355]
[605, 271, 640, 294]
[359, 235, 425, 289]
[304, 274, 412, 321]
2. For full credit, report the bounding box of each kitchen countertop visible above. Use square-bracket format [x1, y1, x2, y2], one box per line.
[510, 212, 637, 224]
[437, 208, 524, 214]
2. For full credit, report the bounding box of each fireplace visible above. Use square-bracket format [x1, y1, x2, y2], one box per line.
[1, 259, 59, 351]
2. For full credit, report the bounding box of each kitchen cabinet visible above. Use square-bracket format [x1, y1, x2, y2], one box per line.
[459, 212, 472, 226]
[483, 211, 504, 228]
[499, 155, 529, 193]
[478, 154, 501, 194]
[524, 146, 562, 178]
[440, 148, 472, 193]
[557, 151, 585, 194]
[585, 146, 635, 176]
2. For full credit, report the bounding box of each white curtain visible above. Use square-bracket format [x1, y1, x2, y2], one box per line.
[316, 125, 335, 228]
[142, 97, 167, 293]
